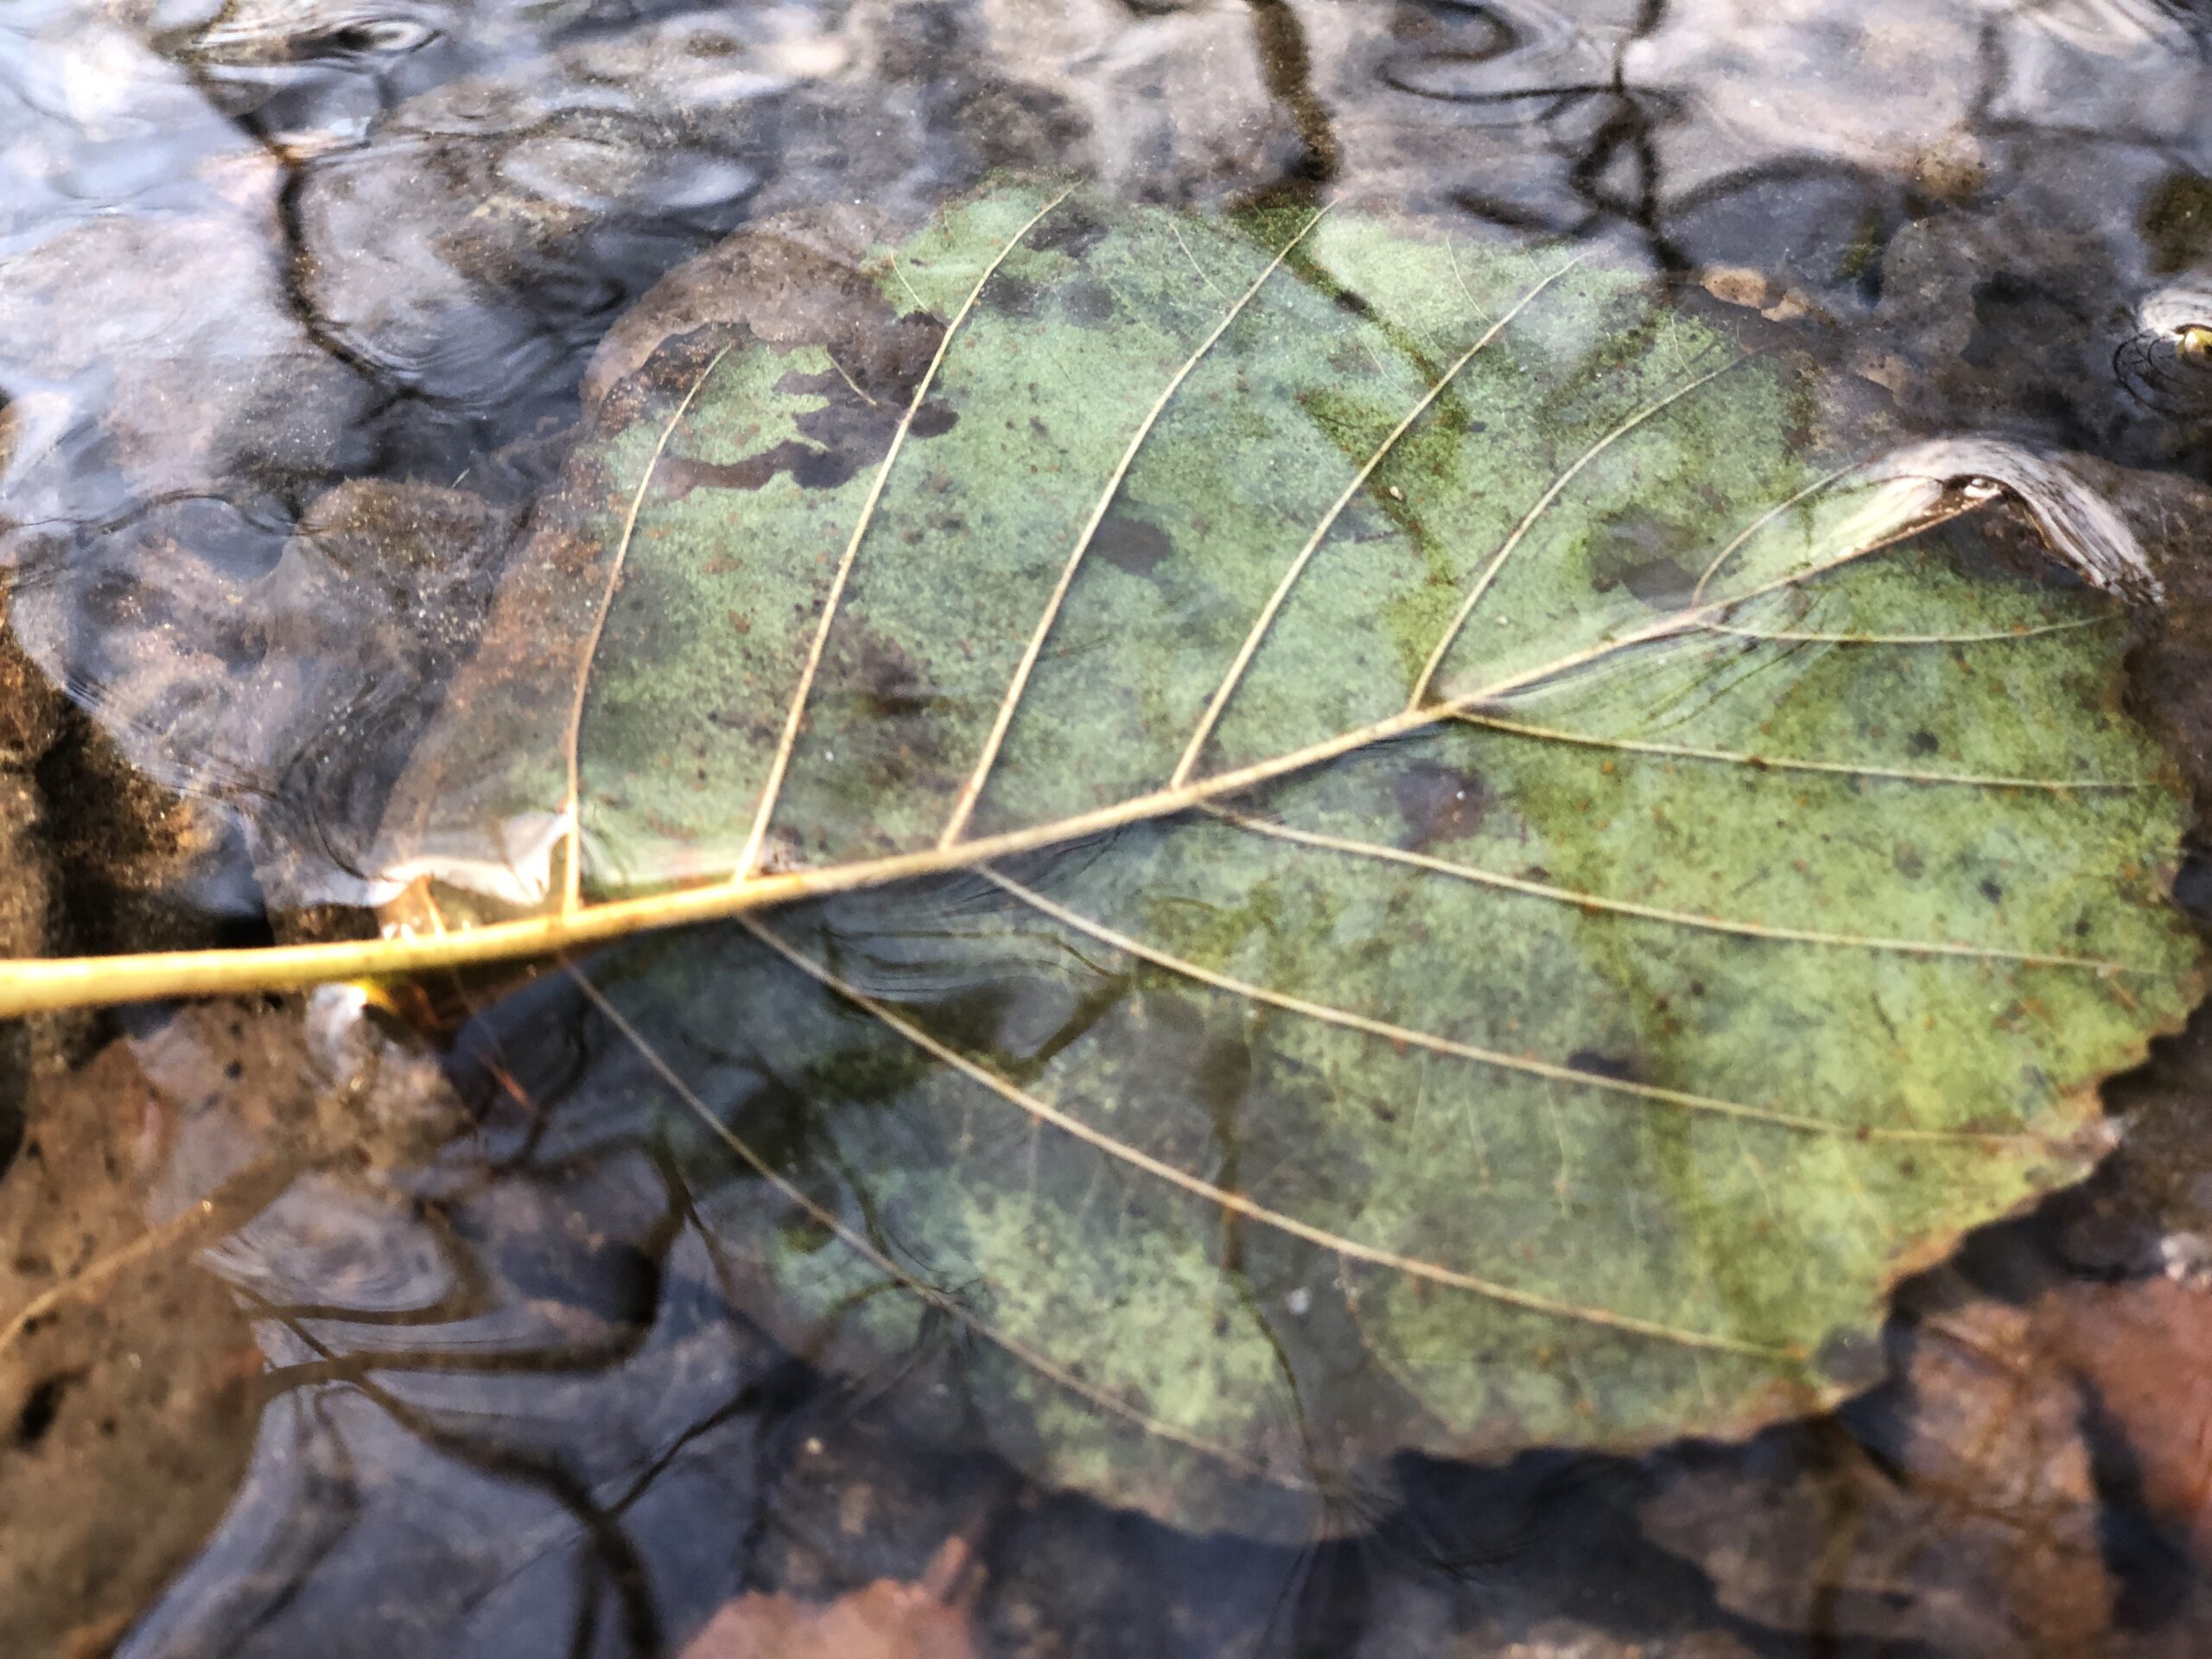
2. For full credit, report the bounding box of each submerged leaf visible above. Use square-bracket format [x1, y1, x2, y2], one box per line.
[43, 183, 2212, 1519]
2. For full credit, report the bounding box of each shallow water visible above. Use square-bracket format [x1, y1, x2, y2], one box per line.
[5, 1, 2212, 1654]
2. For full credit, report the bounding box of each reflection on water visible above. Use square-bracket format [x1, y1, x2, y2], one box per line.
[5, 0, 2211, 907]
[27, 982, 2212, 1657]
[4, 0, 2212, 1652]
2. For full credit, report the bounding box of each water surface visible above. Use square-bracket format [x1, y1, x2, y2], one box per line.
[5, 2, 2212, 1654]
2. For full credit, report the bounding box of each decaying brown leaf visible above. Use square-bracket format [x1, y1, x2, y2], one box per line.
[678, 1537, 978, 1659]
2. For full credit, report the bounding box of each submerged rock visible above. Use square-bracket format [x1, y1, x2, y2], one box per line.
[0, 998, 463, 1659]
[9, 480, 512, 915]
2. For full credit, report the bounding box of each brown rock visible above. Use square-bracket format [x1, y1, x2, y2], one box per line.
[679, 1537, 979, 1659]
[0, 1039, 264, 1659]
[2043, 1274, 2212, 1566]
[1643, 1296, 2113, 1655]
[0, 996, 467, 1653]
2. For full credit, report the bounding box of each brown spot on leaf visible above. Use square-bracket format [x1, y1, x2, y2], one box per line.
[1028, 201, 1109, 259]
[659, 441, 858, 496]
[590, 237, 968, 506]
[911, 401, 958, 440]
[983, 274, 1040, 317]
[653, 354, 958, 500]
[1061, 277, 1116, 327]
[1393, 760, 1489, 849]
[1567, 1047, 1647, 1084]
[851, 632, 937, 720]
[594, 323, 747, 432]
[1095, 511, 1174, 579]
[1588, 510, 1705, 607]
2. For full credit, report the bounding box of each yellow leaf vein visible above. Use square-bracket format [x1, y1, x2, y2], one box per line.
[568, 961, 1304, 1487]
[737, 186, 1076, 880]
[562, 341, 733, 911]
[1453, 710, 2149, 792]
[982, 867, 2060, 1142]
[940, 204, 1332, 848]
[1173, 251, 1586, 786]
[1203, 804, 2139, 971]
[742, 910, 1812, 1360]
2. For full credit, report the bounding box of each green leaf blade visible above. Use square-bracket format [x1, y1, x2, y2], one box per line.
[367, 182, 2199, 1521]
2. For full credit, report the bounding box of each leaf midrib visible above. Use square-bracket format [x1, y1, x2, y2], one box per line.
[0, 193, 2154, 1014]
